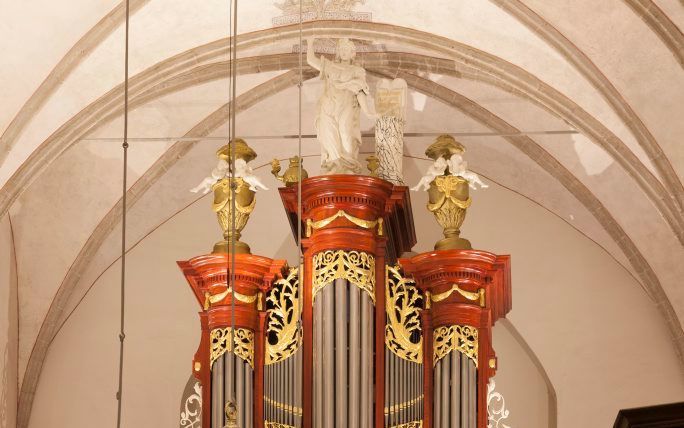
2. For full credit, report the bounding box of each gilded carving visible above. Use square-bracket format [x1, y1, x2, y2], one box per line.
[384, 394, 424, 415]
[385, 266, 423, 363]
[390, 422, 423, 428]
[312, 250, 375, 304]
[266, 267, 302, 365]
[306, 209, 383, 237]
[210, 327, 255, 368]
[264, 396, 303, 416]
[271, 156, 308, 187]
[433, 324, 478, 367]
[203, 288, 258, 310]
[265, 422, 297, 428]
[431, 284, 485, 307]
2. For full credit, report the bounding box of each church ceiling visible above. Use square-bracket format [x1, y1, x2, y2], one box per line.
[0, 1, 683, 426]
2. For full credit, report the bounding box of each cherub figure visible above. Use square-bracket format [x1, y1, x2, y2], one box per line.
[234, 158, 269, 191]
[448, 154, 488, 189]
[190, 158, 268, 194]
[190, 159, 230, 194]
[411, 156, 448, 191]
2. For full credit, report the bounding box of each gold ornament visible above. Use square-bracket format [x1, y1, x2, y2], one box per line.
[211, 138, 261, 254]
[433, 324, 478, 367]
[423, 135, 472, 250]
[385, 266, 423, 363]
[203, 288, 258, 311]
[389, 420, 423, 428]
[425, 134, 465, 161]
[266, 267, 302, 365]
[384, 395, 424, 416]
[264, 396, 303, 417]
[212, 177, 256, 254]
[224, 401, 239, 428]
[265, 422, 297, 428]
[431, 283, 485, 307]
[271, 156, 308, 186]
[306, 210, 383, 237]
[312, 250, 375, 304]
[427, 175, 472, 250]
[366, 154, 380, 177]
[210, 327, 255, 368]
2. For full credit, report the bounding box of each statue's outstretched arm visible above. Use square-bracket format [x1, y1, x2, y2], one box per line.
[306, 38, 322, 71]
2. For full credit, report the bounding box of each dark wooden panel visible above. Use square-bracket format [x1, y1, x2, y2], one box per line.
[614, 402, 684, 428]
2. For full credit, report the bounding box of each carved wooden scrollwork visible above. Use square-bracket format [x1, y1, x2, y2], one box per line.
[210, 327, 254, 369]
[385, 265, 423, 363]
[312, 250, 375, 304]
[266, 267, 302, 365]
[433, 324, 478, 367]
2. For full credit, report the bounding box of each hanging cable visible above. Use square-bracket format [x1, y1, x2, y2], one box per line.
[229, 0, 239, 407]
[115, 0, 131, 426]
[296, 0, 304, 296]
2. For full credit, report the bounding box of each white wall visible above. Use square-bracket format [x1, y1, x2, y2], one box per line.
[0, 214, 18, 428]
[27, 157, 684, 427]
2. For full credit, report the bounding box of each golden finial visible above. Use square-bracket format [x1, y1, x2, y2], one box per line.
[271, 156, 308, 186]
[366, 155, 380, 177]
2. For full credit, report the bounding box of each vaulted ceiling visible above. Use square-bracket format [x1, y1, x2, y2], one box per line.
[1, 1, 683, 426]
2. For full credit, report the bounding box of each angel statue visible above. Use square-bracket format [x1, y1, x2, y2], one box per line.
[307, 37, 376, 174]
[191, 158, 268, 194]
[190, 158, 229, 194]
[447, 154, 489, 189]
[411, 156, 448, 191]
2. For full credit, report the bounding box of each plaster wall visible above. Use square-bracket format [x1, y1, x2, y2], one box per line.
[0, 215, 18, 428]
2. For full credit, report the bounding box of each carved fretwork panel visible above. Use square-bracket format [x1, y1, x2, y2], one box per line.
[385, 265, 423, 363]
[266, 267, 302, 365]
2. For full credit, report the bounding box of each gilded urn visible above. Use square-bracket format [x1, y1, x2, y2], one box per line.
[212, 139, 257, 254]
[425, 135, 472, 250]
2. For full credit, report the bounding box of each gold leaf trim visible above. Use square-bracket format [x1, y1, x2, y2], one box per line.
[431, 284, 485, 307]
[390, 421, 423, 428]
[433, 324, 478, 367]
[306, 209, 383, 237]
[427, 176, 471, 213]
[204, 288, 258, 310]
[385, 265, 423, 363]
[210, 327, 254, 369]
[264, 396, 303, 417]
[384, 394, 424, 415]
[266, 267, 302, 365]
[312, 250, 375, 304]
[265, 422, 297, 428]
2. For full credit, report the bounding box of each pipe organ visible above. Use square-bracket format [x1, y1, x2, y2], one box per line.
[178, 138, 512, 428]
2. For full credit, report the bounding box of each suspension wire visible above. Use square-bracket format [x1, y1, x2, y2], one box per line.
[115, 0, 131, 426]
[297, 0, 304, 287]
[229, 0, 239, 402]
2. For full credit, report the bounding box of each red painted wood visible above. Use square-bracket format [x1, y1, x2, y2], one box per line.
[302, 248, 313, 428]
[178, 253, 286, 428]
[279, 175, 416, 428]
[279, 175, 417, 261]
[401, 249, 512, 428]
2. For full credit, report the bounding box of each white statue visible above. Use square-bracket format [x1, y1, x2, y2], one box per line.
[191, 158, 268, 195]
[448, 154, 489, 189]
[307, 37, 376, 174]
[190, 159, 230, 194]
[411, 156, 448, 191]
[234, 158, 269, 191]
